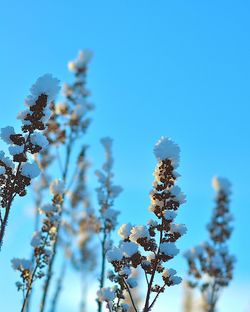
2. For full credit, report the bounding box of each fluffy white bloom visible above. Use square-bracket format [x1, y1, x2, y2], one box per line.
[160, 242, 179, 257]
[165, 210, 177, 221]
[162, 268, 182, 285]
[100, 137, 113, 149]
[147, 252, 156, 262]
[68, 50, 92, 72]
[106, 247, 123, 263]
[30, 231, 42, 247]
[30, 132, 49, 149]
[30, 74, 60, 102]
[103, 208, 120, 225]
[110, 185, 123, 198]
[162, 268, 177, 278]
[171, 185, 186, 204]
[119, 266, 131, 276]
[0, 153, 15, 169]
[8, 145, 24, 155]
[118, 223, 133, 239]
[97, 287, 115, 302]
[0, 126, 15, 144]
[50, 179, 65, 195]
[170, 223, 187, 236]
[95, 170, 106, 183]
[184, 245, 204, 260]
[212, 176, 231, 195]
[120, 241, 138, 257]
[11, 258, 32, 271]
[154, 136, 180, 167]
[24, 95, 35, 107]
[17, 109, 31, 125]
[130, 225, 150, 243]
[39, 203, 56, 214]
[21, 162, 40, 179]
[147, 219, 158, 227]
[171, 275, 182, 285]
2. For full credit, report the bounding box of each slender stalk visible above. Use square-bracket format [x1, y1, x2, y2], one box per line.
[98, 230, 107, 312]
[148, 283, 166, 311]
[25, 186, 44, 312]
[0, 133, 31, 249]
[21, 232, 50, 312]
[21, 264, 39, 312]
[0, 196, 14, 248]
[49, 259, 67, 312]
[143, 219, 164, 312]
[39, 130, 73, 312]
[122, 278, 138, 312]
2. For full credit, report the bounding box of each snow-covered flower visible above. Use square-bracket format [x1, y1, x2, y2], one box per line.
[68, 50, 92, 73]
[170, 223, 187, 236]
[0, 74, 59, 248]
[212, 176, 231, 195]
[30, 74, 60, 102]
[30, 132, 49, 150]
[120, 241, 138, 257]
[129, 225, 150, 243]
[12, 193, 60, 299]
[160, 242, 179, 257]
[11, 258, 32, 271]
[165, 210, 177, 221]
[154, 136, 180, 167]
[0, 126, 15, 144]
[106, 247, 123, 263]
[184, 176, 235, 312]
[21, 162, 40, 179]
[49, 179, 65, 195]
[118, 223, 133, 240]
[97, 287, 115, 302]
[107, 137, 186, 311]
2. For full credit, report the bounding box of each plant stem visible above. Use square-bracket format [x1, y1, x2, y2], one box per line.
[39, 130, 73, 312]
[49, 259, 67, 312]
[98, 230, 107, 312]
[143, 220, 164, 312]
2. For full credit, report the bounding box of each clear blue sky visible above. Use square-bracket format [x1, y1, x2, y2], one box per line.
[0, 0, 249, 311]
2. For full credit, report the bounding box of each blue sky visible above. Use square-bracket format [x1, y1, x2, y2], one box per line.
[0, 0, 250, 311]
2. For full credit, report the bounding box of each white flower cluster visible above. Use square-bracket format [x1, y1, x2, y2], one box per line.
[184, 176, 235, 311]
[212, 176, 231, 196]
[97, 286, 128, 311]
[68, 50, 92, 74]
[105, 137, 186, 311]
[95, 137, 123, 231]
[50, 179, 65, 195]
[29, 74, 60, 103]
[154, 136, 180, 167]
[18, 74, 60, 128]
[11, 184, 61, 293]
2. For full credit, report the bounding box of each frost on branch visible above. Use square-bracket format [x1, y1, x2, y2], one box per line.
[184, 177, 235, 312]
[11, 179, 62, 310]
[46, 50, 94, 146]
[101, 136, 186, 312]
[0, 74, 60, 249]
[95, 137, 123, 312]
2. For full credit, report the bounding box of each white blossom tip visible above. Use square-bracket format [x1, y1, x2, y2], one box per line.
[212, 176, 231, 195]
[30, 74, 60, 102]
[68, 49, 92, 72]
[154, 136, 180, 166]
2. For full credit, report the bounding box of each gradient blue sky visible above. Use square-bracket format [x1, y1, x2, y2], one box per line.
[0, 0, 250, 311]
